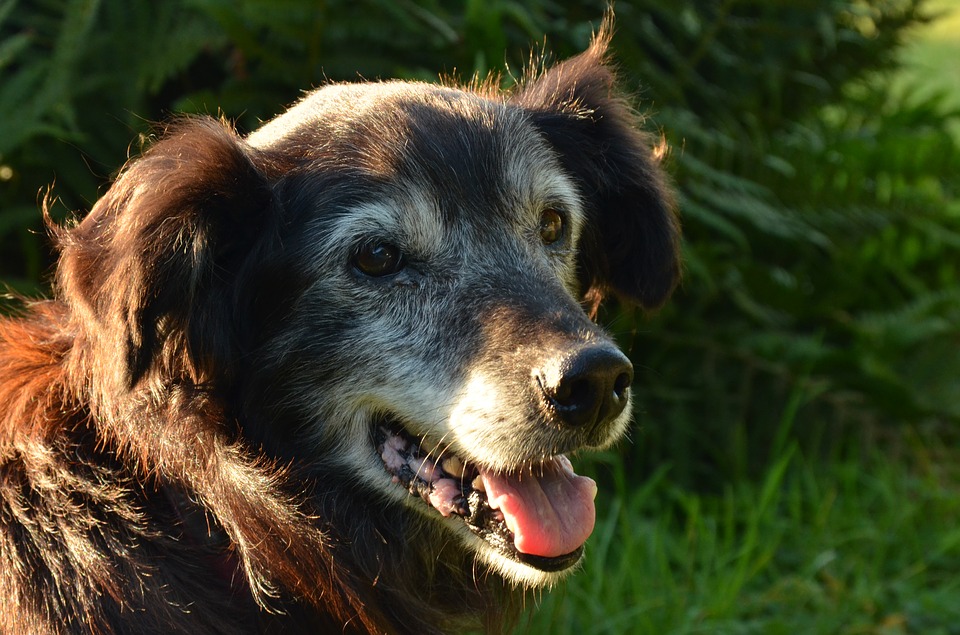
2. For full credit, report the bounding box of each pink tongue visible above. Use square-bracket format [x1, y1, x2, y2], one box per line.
[480, 456, 597, 558]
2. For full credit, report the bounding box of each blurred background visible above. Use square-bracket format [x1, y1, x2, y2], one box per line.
[1, 1, 958, 632]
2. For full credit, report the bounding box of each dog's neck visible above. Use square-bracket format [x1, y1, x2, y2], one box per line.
[163, 487, 248, 596]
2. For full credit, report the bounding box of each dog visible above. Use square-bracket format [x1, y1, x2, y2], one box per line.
[0, 22, 679, 635]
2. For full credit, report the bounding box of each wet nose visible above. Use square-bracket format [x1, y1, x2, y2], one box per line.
[539, 346, 634, 431]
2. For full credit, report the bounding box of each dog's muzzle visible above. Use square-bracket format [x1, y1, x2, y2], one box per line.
[372, 338, 635, 574]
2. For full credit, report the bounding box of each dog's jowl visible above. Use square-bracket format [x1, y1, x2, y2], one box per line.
[0, 23, 679, 635]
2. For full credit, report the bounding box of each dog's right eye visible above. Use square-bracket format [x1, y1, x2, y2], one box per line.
[352, 241, 406, 277]
[539, 208, 565, 245]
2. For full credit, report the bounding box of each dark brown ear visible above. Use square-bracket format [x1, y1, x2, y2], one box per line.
[512, 22, 681, 310]
[55, 117, 275, 391]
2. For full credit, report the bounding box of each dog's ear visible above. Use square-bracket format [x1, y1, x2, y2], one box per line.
[55, 117, 276, 391]
[512, 23, 681, 310]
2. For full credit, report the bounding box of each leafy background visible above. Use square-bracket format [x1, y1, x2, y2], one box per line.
[1, 0, 958, 632]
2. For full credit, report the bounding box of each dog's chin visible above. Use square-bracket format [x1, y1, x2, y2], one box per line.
[456, 526, 584, 587]
[368, 417, 598, 588]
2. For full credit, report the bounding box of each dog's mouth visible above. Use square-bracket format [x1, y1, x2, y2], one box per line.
[374, 419, 596, 573]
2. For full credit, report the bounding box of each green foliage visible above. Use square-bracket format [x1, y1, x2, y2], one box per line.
[610, 0, 960, 484]
[1, 0, 958, 481]
[522, 444, 960, 634]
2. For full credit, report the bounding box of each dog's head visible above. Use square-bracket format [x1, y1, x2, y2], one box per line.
[56, 28, 679, 591]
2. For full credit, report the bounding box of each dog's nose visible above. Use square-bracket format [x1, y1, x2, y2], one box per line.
[539, 346, 634, 431]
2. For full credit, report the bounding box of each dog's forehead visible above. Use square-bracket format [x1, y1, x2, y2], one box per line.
[251, 82, 583, 261]
[251, 81, 526, 159]
[251, 82, 579, 218]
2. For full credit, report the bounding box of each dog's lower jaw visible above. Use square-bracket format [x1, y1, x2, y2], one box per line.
[454, 525, 584, 588]
[346, 458, 580, 588]
[401, 481, 587, 589]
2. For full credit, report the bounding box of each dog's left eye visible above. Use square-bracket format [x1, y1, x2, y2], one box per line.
[352, 242, 406, 277]
[539, 208, 565, 245]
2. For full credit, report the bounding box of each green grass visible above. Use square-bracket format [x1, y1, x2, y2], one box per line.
[520, 444, 960, 634]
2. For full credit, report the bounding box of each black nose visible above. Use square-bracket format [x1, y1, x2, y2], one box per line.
[539, 346, 634, 431]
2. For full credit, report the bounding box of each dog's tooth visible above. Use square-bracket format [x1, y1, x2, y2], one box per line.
[441, 456, 464, 478]
[471, 475, 485, 493]
[418, 457, 439, 482]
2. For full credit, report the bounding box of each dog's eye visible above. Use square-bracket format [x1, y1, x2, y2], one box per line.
[353, 242, 405, 277]
[538, 208, 565, 245]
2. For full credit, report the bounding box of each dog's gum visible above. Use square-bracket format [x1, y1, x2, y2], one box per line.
[381, 444, 406, 472]
[386, 433, 408, 451]
[428, 478, 462, 517]
[398, 462, 416, 484]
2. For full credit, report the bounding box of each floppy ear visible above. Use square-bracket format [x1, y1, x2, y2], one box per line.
[55, 117, 276, 392]
[512, 24, 681, 310]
